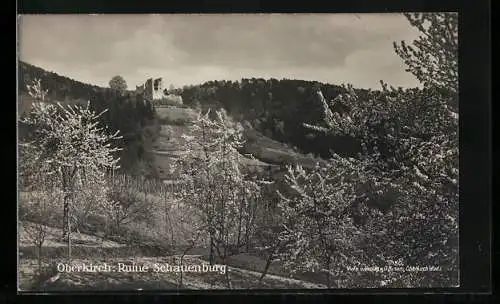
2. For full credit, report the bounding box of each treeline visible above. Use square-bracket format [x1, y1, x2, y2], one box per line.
[18, 61, 157, 174]
[181, 78, 375, 158]
[18, 61, 108, 101]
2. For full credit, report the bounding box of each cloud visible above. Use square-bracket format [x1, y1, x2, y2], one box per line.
[18, 13, 423, 89]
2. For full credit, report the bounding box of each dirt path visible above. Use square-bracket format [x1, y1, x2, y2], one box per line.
[225, 266, 326, 289]
[18, 221, 325, 290]
[19, 255, 323, 290]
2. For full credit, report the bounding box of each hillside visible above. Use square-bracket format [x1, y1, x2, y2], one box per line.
[18, 61, 333, 181]
[151, 103, 328, 181]
[181, 78, 369, 159]
[18, 61, 113, 118]
[18, 62, 299, 178]
[18, 61, 157, 174]
[18, 61, 110, 101]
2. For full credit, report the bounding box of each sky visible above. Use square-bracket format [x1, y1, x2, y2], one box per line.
[18, 13, 423, 90]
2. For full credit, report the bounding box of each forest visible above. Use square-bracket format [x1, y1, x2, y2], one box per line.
[18, 13, 458, 290]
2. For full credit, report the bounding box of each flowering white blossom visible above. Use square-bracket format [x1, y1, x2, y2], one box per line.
[280, 12, 458, 287]
[173, 108, 263, 270]
[20, 79, 123, 241]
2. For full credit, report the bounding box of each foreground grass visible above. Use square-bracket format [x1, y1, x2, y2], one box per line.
[19, 256, 327, 291]
[18, 221, 326, 291]
[19, 217, 455, 290]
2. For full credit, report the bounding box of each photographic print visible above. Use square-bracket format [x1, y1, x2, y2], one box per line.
[17, 13, 459, 291]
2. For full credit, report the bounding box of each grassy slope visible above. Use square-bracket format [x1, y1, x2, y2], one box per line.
[18, 221, 326, 291]
[150, 105, 325, 180]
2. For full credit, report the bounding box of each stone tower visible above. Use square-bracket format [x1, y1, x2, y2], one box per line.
[152, 78, 164, 100]
[137, 77, 166, 102]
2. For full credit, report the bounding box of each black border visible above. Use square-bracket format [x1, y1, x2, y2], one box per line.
[14, 0, 471, 14]
[7, 0, 492, 301]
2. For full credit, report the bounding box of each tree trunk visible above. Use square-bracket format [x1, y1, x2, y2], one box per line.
[115, 217, 121, 233]
[209, 234, 214, 265]
[236, 204, 243, 248]
[179, 242, 195, 288]
[325, 257, 332, 288]
[61, 165, 77, 241]
[223, 257, 231, 289]
[36, 242, 42, 274]
[67, 201, 72, 261]
[178, 255, 184, 288]
[164, 197, 175, 246]
[326, 270, 330, 288]
[245, 213, 253, 253]
[258, 243, 278, 286]
[258, 252, 273, 285]
[169, 216, 175, 247]
[62, 195, 70, 240]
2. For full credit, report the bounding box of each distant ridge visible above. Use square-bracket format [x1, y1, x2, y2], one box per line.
[18, 61, 110, 102]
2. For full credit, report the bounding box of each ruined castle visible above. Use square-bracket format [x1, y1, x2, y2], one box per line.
[136, 77, 165, 101]
[136, 77, 183, 106]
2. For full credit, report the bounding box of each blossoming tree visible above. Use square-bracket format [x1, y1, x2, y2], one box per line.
[174, 108, 262, 288]
[20, 79, 122, 259]
[278, 12, 458, 287]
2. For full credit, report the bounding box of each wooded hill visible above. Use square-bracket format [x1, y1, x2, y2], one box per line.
[18, 61, 156, 174]
[181, 79, 377, 159]
[18, 61, 427, 175]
